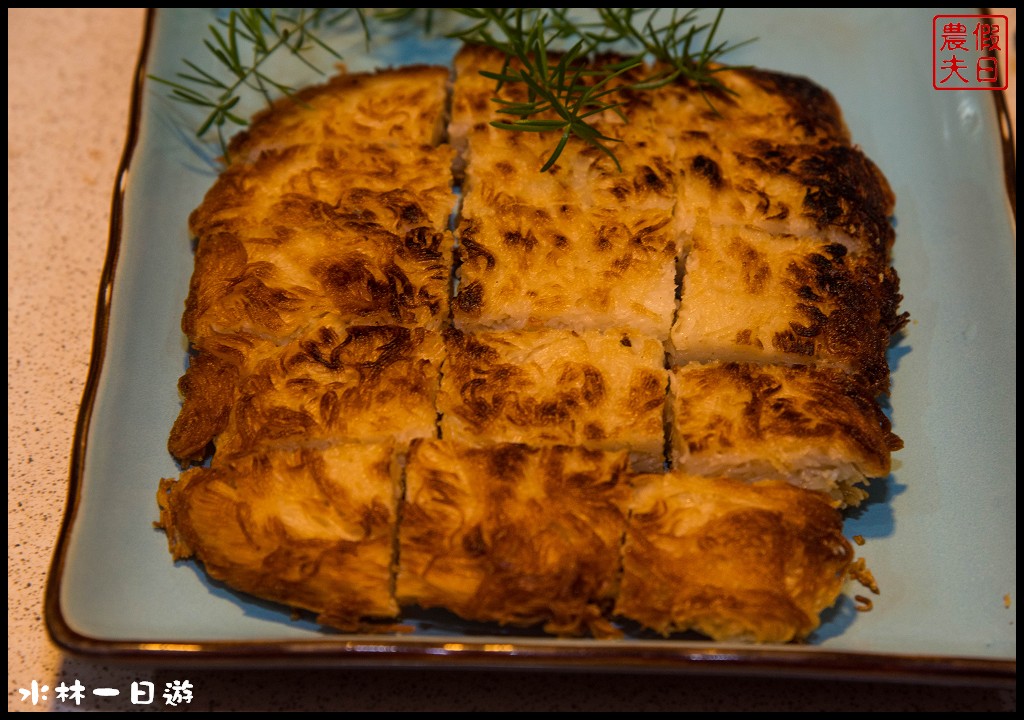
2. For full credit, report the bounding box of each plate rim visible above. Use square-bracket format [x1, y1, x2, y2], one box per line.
[44, 8, 1017, 684]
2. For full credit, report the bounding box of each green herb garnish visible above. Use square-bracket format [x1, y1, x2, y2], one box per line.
[149, 8, 365, 153]
[448, 9, 645, 172]
[152, 8, 754, 170]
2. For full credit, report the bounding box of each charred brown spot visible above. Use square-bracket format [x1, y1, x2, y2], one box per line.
[691, 155, 722, 189]
[360, 499, 391, 535]
[458, 225, 496, 269]
[798, 146, 893, 252]
[445, 326, 501, 365]
[503, 229, 538, 251]
[168, 352, 239, 463]
[636, 164, 667, 192]
[797, 285, 822, 302]
[610, 182, 631, 201]
[400, 202, 425, 224]
[402, 227, 444, 261]
[462, 525, 488, 556]
[557, 364, 604, 407]
[611, 256, 632, 272]
[628, 370, 666, 413]
[773, 330, 815, 356]
[741, 67, 847, 140]
[454, 281, 484, 315]
[790, 303, 828, 337]
[483, 443, 532, 481]
[422, 468, 462, 507]
[317, 257, 380, 315]
[728, 239, 771, 294]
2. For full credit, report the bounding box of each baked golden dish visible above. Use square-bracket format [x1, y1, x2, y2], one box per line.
[616, 472, 853, 643]
[158, 441, 401, 631]
[398, 439, 631, 637]
[439, 327, 667, 471]
[157, 44, 905, 643]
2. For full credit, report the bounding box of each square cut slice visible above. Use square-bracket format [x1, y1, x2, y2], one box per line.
[397, 439, 631, 637]
[227, 65, 451, 162]
[218, 324, 444, 461]
[168, 324, 444, 465]
[184, 143, 456, 343]
[658, 65, 852, 148]
[453, 203, 677, 339]
[190, 143, 457, 243]
[439, 328, 668, 471]
[615, 472, 852, 643]
[669, 361, 902, 505]
[670, 217, 905, 393]
[156, 441, 401, 631]
[450, 45, 678, 340]
[673, 138, 895, 261]
[450, 44, 679, 202]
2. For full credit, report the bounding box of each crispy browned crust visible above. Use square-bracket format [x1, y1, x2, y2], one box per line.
[450, 45, 679, 339]
[160, 52, 906, 643]
[168, 63, 456, 467]
[168, 323, 444, 465]
[615, 473, 852, 643]
[227, 65, 451, 162]
[157, 443, 401, 631]
[167, 351, 239, 463]
[397, 439, 631, 637]
[661, 65, 852, 148]
[675, 139, 896, 260]
[214, 324, 444, 462]
[439, 327, 667, 470]
[181, 67, 455, 349]
[670, 362, 902, 504]
[183, 144, 456, 344]
[671, 218, 906, 393]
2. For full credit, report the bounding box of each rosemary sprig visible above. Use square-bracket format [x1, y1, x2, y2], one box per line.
[448, 8, 754, 170]
[150, 8, 364, 156]
[449, 9, 644, 172]
[152, 9, 754, 170]
[593, 9, 749, 82]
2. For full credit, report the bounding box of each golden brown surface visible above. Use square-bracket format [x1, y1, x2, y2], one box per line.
[160, 51, 906, 643]
[213, 323, 444, 463]
[450, 45, 679, 339]
[660, 65, 853, 148]
[227, 65, 451, 162]
[670, 216, 906, 393]
[169, 63, 455, 467]
[169, 321, 446, 466]
[439, 327, 667, 471]
[616, 472, 852, 643]
[669, 361, 902, 505]
[157, 442, 401, 630]
[673, 138, 895, 259]
[397, 439, 631, 637]
[184, 142, 456, 346]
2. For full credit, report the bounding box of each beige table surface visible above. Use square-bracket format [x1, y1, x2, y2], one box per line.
[8, 8, 1015, 712]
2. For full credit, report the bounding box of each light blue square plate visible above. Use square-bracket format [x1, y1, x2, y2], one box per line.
[47, 8, 1015, 683]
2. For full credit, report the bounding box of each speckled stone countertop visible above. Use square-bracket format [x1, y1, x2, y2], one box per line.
[8, 8, 1015, 712]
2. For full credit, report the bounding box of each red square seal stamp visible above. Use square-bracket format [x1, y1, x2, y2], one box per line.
[933, 14, 1008, 90]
